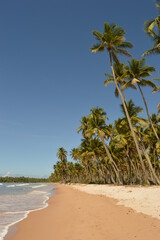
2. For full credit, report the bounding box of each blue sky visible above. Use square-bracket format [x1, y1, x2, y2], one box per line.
[0, 0, 159, 177]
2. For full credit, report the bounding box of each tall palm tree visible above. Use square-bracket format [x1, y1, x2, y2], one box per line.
[90, 22, 147, 179]
[122, 58, 159, 141]
[119, 100, 160, 184]
[104, 62, 137, 104]
[56, 147, 68, 182]
[143, 0, 160, 56]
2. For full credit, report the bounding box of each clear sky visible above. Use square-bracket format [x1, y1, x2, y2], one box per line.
[0, 0, 159, 178]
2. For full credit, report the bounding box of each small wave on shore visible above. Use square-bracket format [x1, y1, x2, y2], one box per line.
[31, 184, 47, 189]
[0, 183, 54, 240]
[15, 183, 29, 187]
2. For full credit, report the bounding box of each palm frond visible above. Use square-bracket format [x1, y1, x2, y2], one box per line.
[131, 117, 148, 126]
[114, 87, 119, 98]
[153, 78, 160, 81]
[104, 22, 111, 34]
[155, 0, 160, 13]
[112, 26, 126, 38]
[116, 48, 132, 57]
[119, 41, 133, 49]
[140, 79, 157, 88]
[90, 44, 105, 53]
[104, 78, 114, 87]
[104, 72, 112, 77]
[152, 86, 160, 93]
[152, 39, 160, 48]
[157, 102, 160, 114]
[143, 46, 160, 56]
[144, 19, 156, 32]
[121, 81, 137, 91]
[92, 31, 103, 42]
[112, 51, 120, 64]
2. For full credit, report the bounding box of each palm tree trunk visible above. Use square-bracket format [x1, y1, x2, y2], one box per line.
[137, 84, 159, 141]
[109, 52, 147, 181]
[101, 137, 122, 184]
[142, 146, 160, 185]
[122, 89, 127, 106]
[137, 132, 160, 185]
[124, 149, 135, 184]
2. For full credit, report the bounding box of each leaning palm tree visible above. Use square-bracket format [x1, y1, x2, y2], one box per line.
[143, 0, 160, 56]
[88, 107, 121, 183]
[122, 58, 159, 141]
[77, 107, 122, 184]
[90, 22, 147, 179]
[104, 62, 137, 104]
[120, 100, 160, 184]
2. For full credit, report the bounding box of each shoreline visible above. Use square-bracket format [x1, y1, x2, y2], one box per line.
[4, 183, 160, 240]
[3, 186, 54, 240]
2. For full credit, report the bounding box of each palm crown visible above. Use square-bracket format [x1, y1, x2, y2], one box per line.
[121, 58, 159, 141]
[122, 58, 156, 90]
[143, 0, 160, 55]
[90, 22, 133, 64]
[57, 147, 67, 162]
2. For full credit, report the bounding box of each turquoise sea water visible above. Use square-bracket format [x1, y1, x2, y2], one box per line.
[0, 183, 54, 240]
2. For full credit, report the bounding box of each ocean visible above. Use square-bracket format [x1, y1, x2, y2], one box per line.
[0, 183, 54, 240]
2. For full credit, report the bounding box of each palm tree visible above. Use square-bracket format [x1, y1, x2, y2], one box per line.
[70, 147, 81, 162]
[104, 62, 137, 104]
[77, 116, 91, 139]
[57, 147, 67, 162]
[112, 121, 138, 184]
[119, 100, 160, 184]
[122, 58, 159, 141]
[56, 147, 68, 182]
[77, 139, 96, 183]
[89, 107, 122, 183]
[90, 22, 147, 179]
[77, 107, 121, 184]
[120, 100, 148, 128]
[104, 62, 125, 99]
[143, 0, 160, 56]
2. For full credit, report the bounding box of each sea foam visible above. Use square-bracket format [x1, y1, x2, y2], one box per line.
[0, 183, 54, 240]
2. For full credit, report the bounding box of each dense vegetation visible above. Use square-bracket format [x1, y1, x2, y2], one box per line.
[50, 1, 160, 185]
[0, 176, 49, 183]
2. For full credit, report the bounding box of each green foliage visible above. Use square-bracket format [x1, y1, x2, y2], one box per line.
[90, 22, 133, 64]
[0, 176, 49, 183]
[51, 100, 160, 185]
[143, 1, 160, 56]
[51, 4, 160, 185]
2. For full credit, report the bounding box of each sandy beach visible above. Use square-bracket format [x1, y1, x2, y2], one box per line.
[71, 184, 160, 220]
[5, 183, 160, 240]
